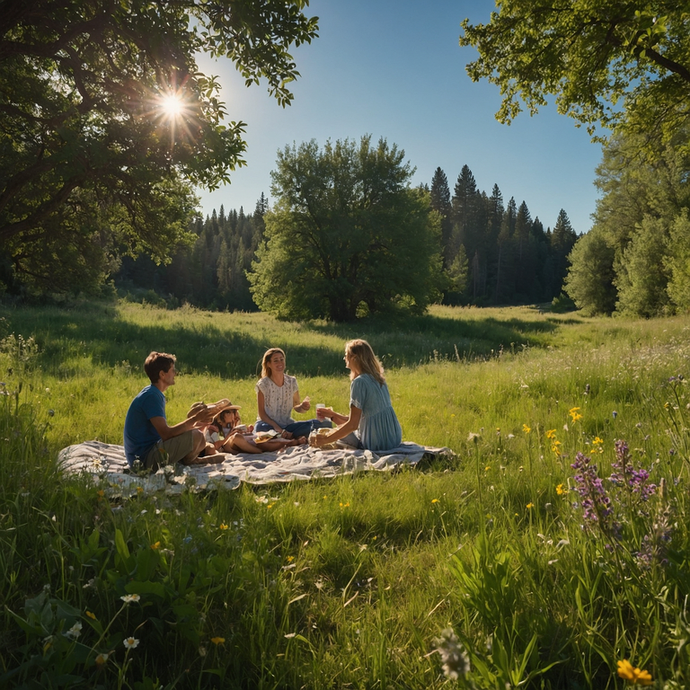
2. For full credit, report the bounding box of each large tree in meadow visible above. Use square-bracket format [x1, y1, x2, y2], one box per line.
[248, 136, 442, 321]
[0, 0, 318, 291]
[460, 1, 690, 147]
[565, 127, 690, 315]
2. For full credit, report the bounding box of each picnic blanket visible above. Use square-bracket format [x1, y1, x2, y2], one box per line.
[58, 440, 451, 496]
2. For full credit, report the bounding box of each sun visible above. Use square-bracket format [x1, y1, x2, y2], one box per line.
[160, 93, 184, 119]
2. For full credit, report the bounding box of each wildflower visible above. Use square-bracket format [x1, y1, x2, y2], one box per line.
[617, 659, 652, 685]
[556, 483, 567, 495]
[612, 410, 618, 418]
[609, 440, 656, 502]
[569, 407, 583, 422]
[546, 429, 557, 439]
[97, 489, 105, 498]
[286, 555, 295, 563]
[484, 465, 490, 471]
[635, 505, 673, 570]
[592, 437, 603, 446]
[86, 611, 97, 620]
[551, 440, 562, 455]
[571, 452, 619, 537]
[267, 503, 274, 509]
[150, 541, 160, 550]
[95, 652, 110, 665]
[526, 503, 534, 509]
[123, 637, 139, 650]
[450, 413, 456, 418]
[120, 594, 141, 604]
[219, 523, 229, 530]
[339, 501, 350, 508]
[523, 424, 531, 434]
[433, 628, 470, 680]
[431, 498, 439, 504]
[211, 637, 225, 645]
[65, 621, 82, 639]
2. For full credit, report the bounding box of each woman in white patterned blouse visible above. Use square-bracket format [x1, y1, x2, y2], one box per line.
[255, 348, 332, 440]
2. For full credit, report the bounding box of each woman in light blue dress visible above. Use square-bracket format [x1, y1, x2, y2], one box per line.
[310, 339, 402, 452]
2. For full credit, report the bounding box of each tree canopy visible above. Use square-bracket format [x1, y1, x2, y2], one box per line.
[460, 1, 690, 144]
[0, 0, 318, 292]
[248, 136, 442, 321]
[565, 126, 690, 315]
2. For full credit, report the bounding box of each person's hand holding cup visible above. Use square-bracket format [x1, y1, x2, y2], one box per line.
[316, 403, 326, 419]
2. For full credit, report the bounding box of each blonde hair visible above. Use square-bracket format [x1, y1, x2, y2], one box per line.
[261, 347, 286, 379]
[346, 339, 385, 385]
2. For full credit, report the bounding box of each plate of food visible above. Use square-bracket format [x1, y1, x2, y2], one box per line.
[255, 430, 280, 443]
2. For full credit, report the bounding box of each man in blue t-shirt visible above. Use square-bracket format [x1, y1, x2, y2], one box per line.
[124, 351, 216, 470]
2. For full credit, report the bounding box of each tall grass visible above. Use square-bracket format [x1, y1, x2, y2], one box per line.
[1, 301, 690, 687]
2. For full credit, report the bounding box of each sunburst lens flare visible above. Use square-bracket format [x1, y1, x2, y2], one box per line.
[160, 94, 184, 119]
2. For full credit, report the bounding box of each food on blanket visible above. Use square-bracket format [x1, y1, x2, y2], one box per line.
[255, 430, 279, 443]
[315, 427, 331, 435]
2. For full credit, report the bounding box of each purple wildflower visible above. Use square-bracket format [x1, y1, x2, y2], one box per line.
[571, 452, 619, 537]
[635, 507, 673, 570]
[609, 440, 656, 501]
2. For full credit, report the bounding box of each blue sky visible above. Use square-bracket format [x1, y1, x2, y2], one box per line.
[196, 0, 603, 234]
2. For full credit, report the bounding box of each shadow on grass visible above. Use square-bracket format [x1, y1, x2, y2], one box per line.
[1, 301, 564, 379]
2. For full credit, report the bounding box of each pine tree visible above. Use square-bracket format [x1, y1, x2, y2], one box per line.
[549, 209, 578, 299]
[430, 168, 453, 268]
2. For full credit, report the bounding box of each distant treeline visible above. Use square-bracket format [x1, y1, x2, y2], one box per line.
[429, 165, 578, 306]
[115, 196, 267, 311]
[116, 169, 578, 312]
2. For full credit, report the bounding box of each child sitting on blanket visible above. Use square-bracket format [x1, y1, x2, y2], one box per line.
[211, 404, 304, 455]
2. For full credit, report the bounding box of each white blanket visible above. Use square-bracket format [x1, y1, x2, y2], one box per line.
[58, 440, 450, 496]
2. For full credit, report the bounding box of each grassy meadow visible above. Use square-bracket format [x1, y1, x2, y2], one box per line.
[1, 300, 690, 688]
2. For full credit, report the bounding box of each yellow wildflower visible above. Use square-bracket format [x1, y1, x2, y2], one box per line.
[556, 483, 568, 495]
[546, 429, 557, 439]
[526, 503, 534, 509]
[592, 436, 603, 446]
[136, 486, 144, 494]
[97, 489, 105, 498]
[523, 424, 531, 434]
[431, 498, 439, 504]
[150, 541, 160, 550]
[617, 659, 652, 686]
[569, 406, 583, 422]
[286, 555, 294, 563]
[219, 523, 229, 530]
[211, 637, 225, 645]
[484, 465, 490, 471]
[86, 611, 97, 620]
